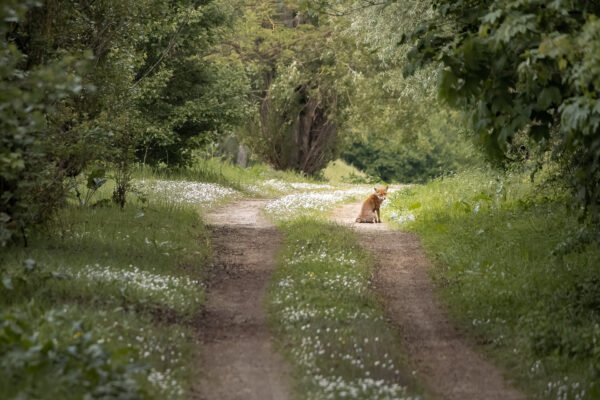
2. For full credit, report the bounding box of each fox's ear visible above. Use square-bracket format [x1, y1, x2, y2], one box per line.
[385, 185, 389, 190]
[373, 187, 377, 192]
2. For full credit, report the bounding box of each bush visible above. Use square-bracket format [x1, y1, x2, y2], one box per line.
[0, 307, 146, 399]
[0, 1, 86, 246]
[342, 133, 481, 183]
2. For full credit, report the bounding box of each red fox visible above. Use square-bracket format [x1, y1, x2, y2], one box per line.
[355, 186, 388, 223]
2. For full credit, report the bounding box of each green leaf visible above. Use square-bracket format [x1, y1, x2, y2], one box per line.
[481, 9, 502, 24]
[495, 13, 536, 43]
[86, 169, 106, 190]
[560, 99, 591, 133]
[537, 87, 562, 110]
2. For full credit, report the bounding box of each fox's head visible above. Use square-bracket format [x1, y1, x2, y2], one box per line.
[374, 185, 389, 201]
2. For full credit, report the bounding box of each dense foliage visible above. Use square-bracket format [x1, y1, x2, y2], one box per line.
[298, 0, 484, 182]
[133, 1, 251, 166]
[342, 132, 479, 183]
[1, 0, 249, 244]
[0, 1, 86, 246]
[404, 0, 600, 216]
[224, 0, 358, 174]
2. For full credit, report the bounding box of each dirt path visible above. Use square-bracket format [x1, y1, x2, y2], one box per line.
[330, 202, 525, 400]
[191, 200, 291, 400]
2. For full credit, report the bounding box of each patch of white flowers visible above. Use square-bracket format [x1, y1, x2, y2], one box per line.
[272, 241, 420, 400]
[129, 327, 188, 398]
[73, 264, 202, 312]
[545, 376, 586, 400]
[265, 188, 369, 219]
[309, 375, 414, 400]
[287, 247, 358, 268]
[137, 179, 237, 205]
[388, 211, 416, 224]
[244, 179, 334, 195]
[264, 179, 333, 191]
[148, 368, 185, 398]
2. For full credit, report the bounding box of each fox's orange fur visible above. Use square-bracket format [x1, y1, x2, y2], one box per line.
[355, 186, 388, 223]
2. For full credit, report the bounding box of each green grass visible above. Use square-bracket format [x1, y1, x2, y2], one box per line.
[1, 156, 325, 399]
[321, 159, 372, 184]
[269, 218, 421, 400]
[1, 170, 211, 399]
[2, 204, 207, 316]
[385, 168, 600, 399]
[133, 157, 317, 196]
[72, 156, 320, 214]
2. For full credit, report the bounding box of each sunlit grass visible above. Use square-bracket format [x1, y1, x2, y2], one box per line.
[71, 157, 321, 211]
[321, 159, 372, 184]
[385, 168, 600, 399]
[133, 157, 319, 196]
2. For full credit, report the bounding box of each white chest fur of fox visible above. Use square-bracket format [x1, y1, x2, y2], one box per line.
[355, 186, 388, 223]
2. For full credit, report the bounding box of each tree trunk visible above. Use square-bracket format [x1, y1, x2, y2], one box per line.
[258, 87, 337, 175]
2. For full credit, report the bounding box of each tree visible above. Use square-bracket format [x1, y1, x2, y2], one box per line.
[10, 0, 168, 212]
[134, 0, 252, 166]
[404, 0, 600, 216]
[1, 1, 87, 245]
[297, 0, 483, 182]
[1, 0, 251, 244]
[224, 0, 357, 174]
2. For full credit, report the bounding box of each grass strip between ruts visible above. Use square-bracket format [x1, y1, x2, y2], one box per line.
[269, 217, 421, 400]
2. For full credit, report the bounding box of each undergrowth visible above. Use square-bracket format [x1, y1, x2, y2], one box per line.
[269, 218, 421, 400]
[0, 170, 211, 399]
[385, 168, 600, 400]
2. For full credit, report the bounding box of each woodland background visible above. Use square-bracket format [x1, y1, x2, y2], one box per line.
[2, 1, 600, 398]
[3, 0, 600, 243]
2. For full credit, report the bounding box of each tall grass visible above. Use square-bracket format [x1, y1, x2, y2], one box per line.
[385, 168, 600, 399]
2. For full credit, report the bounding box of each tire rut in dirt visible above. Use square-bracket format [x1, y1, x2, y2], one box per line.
[331, 202, 524, 400]
[191, 202, 290, 400]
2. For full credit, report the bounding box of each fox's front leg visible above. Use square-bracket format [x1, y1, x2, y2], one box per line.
[376, 208, 381, 223]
